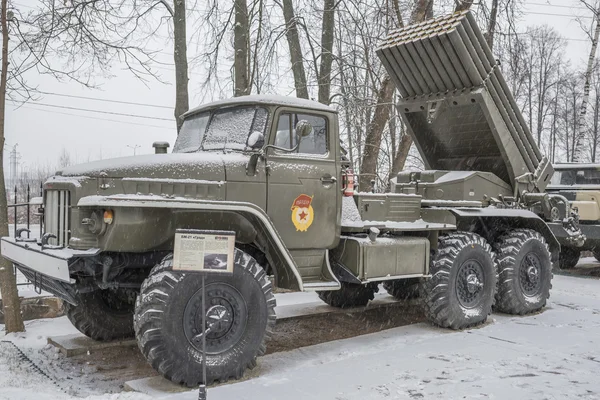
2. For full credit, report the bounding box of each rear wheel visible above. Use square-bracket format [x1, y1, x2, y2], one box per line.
[383, 279, 421, 300]
[317, 282, 376, 308]
[494, 229, 552, 315]
[422, 232, 497, 330]
[64, 288, 136, 341]
[134, 250, 275, 387]
[559, 247, 580, 270]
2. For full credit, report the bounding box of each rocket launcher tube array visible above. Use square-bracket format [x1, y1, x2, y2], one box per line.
[376, 11, 547, 190]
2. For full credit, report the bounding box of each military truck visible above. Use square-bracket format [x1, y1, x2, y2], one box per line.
[547, 163, 600, 268]
[0, 11, 583, 387]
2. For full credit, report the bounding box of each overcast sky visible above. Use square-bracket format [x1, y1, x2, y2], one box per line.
[4, 0, 596, 176]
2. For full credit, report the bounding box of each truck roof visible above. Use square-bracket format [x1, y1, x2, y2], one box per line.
[183, 94, 337, 118]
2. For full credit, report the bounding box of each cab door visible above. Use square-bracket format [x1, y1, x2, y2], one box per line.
[266, 109, 341, 251]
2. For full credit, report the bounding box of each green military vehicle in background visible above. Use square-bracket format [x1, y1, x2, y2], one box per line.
[547, 163, 600, 268]
[0, 11, 584, 387]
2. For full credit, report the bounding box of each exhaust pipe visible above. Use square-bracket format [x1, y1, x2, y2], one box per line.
[152, 141, 170, 154]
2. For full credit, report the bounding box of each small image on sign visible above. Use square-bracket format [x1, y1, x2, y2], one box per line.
[172, 230, 235, 274]
[203, 253, 228, 271]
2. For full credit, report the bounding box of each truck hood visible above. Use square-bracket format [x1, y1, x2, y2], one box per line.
[59, 152, 250, 181]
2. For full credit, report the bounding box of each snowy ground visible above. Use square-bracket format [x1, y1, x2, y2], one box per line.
[2, 272, 600, 399]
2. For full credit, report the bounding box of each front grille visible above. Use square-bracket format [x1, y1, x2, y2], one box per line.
[44, 189, 71, 246]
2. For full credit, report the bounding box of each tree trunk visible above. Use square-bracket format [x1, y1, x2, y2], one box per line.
[455, 0, 473, 12]
[234, 0, 250, 97]
[173, 0, 189, 133]
[574, 11, 600, 161]
[358, 0, 433, 192]
[281, 0, 309, 99]
[593, 91, 600, 162]
[0, 0, 25, 333]
[358, 75, 395, 191]
[411, 0, 432, 22]
[389, 134, 412, 179]
[317, 0, 335, 105]
[484, 0, 499, 49]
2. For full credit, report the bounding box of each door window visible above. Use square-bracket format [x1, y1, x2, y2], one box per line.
[274, 113, 328, 155]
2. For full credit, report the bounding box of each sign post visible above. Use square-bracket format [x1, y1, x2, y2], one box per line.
[172, 229, 236, 400]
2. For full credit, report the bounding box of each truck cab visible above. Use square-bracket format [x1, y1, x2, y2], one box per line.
[547, 163, 600, 268]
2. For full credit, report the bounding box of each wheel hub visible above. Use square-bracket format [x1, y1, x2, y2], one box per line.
[466, 274, 483, 294]
[520, 252, 542, 297]
[183, 283, 248, 354]
[205, 305, 232, 335]
[527, 266, 539, 283]
[456, 260, 486, 308]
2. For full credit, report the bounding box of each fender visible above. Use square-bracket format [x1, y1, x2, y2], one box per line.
[448, 207, 560, 264]
[78, 195, 304, 291]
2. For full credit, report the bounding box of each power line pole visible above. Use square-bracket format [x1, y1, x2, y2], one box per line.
[127, 144, 141, 156]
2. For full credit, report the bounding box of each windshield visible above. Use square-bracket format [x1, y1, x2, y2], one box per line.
[550, 168, 600, 186]
[173, 106, 269, 153]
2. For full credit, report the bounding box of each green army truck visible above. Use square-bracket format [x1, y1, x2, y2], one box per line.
[0, 11, 583, 387]
[547, 163, 600, 268]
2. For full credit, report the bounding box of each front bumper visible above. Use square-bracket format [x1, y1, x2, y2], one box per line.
[0, 237, 100, 283]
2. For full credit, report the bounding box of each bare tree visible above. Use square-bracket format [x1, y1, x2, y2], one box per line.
[574, 0, 600, 161]
[455, 0, 474, 12]
[587, 63, 600, 161]
[484, 0, 499, 49]
[0, 0, 23, 333]
[280, 0, 309, 99]
[234, 0, 251, 96]
[528, 26, 565, 147]
[317, 0, 335, 105]
[173, 0, 190, 133]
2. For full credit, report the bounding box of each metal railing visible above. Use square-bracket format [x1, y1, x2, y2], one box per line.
[8, 183, 43, 240]
[8, 183, 43, 288]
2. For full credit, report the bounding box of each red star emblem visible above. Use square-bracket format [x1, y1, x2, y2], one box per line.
[299, 210, 308, 220]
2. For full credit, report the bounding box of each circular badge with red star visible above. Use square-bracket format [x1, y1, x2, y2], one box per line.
[291, 194, 314, 232]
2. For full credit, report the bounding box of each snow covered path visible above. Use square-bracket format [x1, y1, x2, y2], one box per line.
[181, 274, 600, 400]
[2, 274, 600, 399]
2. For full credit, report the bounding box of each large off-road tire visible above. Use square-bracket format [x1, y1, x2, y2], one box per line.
[64, 288, 136, 341]
[383, 279, 421, 300]
[494, 229, 552, 315]
[134, 250, 276, 387]
[422, 232, 497, 330]
[559, 247, 580, 270]
[317, 282, 376, 308]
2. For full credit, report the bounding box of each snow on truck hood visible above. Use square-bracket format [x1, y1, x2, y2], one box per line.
[58, 152, 250, 180]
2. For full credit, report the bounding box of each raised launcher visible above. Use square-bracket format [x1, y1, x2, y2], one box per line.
[377, 10, 551, 196]
[376, 11, 584, 245]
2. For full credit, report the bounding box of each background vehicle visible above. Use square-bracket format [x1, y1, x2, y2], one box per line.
[547, 163, 600, 268]
[0, 11, 583, 387]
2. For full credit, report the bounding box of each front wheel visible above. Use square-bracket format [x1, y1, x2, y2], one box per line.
[134, 250, 276, 387]
[494, 229, 552, 315]
[422, 232, 497, 330]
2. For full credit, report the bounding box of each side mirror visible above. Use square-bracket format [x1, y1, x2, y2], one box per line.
[295, 120, 312, 139]
[247, 131, 265, 149]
